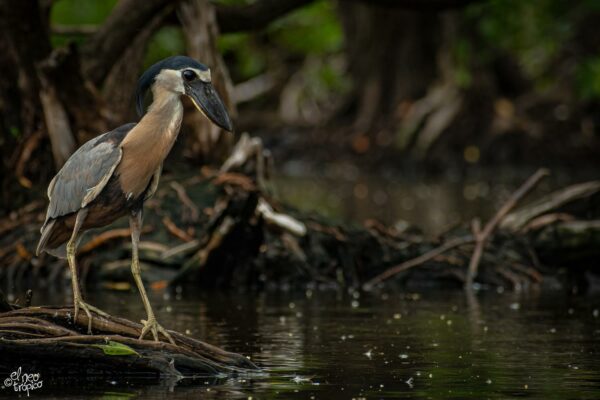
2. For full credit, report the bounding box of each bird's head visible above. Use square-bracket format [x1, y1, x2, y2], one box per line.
[135, 55, 233, 132]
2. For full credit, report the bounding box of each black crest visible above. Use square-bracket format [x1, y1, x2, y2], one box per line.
[135, 56, 209, 116]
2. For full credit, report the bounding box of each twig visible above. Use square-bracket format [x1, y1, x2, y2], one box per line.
[162, 217, 194, 242]
[465, 168, 549, 287]
[25, 290, 33, 308]
[500, 180, 600, 231]
[0, 200, 44, 236]
[192, 216, 235, 268]
[306, 221, 347, 241]
[495, 266, 522, 290]
[137, 241, 170, 253]
[51, 24, 98, 35]
[362, 235, 474, 290]
[521, 213, 574, 232]
[170, 181, 199, 222]
[171, 217, 235, 284]
[234, 73, 277, 103]
[257, 198, 306, 236]
[79, 228, 148, 254]
[14, 130, 43, 188]
[213, 172, 256, 191]
[509, 262, 543, 283]
[161, 240, 201, 260]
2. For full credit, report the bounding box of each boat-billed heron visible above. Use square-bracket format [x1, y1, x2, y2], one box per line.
[37, 56, 233, 343]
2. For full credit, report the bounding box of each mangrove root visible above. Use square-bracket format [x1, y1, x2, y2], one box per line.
[0, 306, 259, 380]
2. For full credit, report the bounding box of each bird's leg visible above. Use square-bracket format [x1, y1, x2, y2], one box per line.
[130, 210, 175, 344]
[67, 209, 108, 334]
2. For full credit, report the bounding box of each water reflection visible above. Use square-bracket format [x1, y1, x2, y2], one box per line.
[4, 287, 599, 399]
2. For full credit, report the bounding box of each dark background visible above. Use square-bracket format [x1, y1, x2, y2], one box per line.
[1, 0, 599, 216]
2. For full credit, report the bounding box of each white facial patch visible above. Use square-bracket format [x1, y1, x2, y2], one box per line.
[187, 68, 211, 83]
[197, 68, 211, 83]
[155, 69, 185, 93]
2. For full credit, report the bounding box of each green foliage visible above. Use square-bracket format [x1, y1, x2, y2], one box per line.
[218, 0, 343, 82]
[217, 0, 347, 111]
[577, 57, 600, 101]
[51, 0, 117, 25]
[218, 33, 267, 80]
[143, 27, 186, 69]
[267, 1, 343, 56]
[468, 0, 571, 76]
[452, 39, 473, 89]
[465, 0, 599, 101]
[47, 0, 598, 107]
[50, 0, 185, 68]
[50, 0, 118, 47]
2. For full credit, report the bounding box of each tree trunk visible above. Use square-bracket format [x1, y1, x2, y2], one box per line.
[338, 1, 441, 133]
[102, 4, 175, 125]
[178, 0, 237, 165]
[0, 0, 55, 205]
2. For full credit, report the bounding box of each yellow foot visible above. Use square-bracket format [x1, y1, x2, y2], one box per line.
[74, 300, 109, 334]
[139, 317, 176, 345]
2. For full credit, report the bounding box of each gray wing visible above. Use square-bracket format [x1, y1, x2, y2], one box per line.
[43, 123, 136, 226]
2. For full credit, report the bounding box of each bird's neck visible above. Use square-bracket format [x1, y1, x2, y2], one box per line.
[118, 88, 183, 198]
[124, 87, 183, 152]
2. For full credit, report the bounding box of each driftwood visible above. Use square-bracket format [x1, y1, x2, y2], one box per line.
[0, 305, 258, 380]
[363, 168, 550, 289]
[0, 135, 599, 292]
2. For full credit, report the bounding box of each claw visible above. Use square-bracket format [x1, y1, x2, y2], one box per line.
[139, 317, 176, 345]
[73, 300, 108, 334]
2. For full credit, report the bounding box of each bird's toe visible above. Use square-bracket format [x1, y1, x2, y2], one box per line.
[139, 318, 175, 344]
[74, 300, 107, 334]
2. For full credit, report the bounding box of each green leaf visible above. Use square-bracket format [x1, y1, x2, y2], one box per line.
[93, 341, 139, 356]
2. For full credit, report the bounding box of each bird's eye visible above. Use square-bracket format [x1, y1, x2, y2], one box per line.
[182, 70, 196, 82]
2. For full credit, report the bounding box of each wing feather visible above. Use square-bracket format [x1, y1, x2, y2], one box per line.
[42, 123, 135, 226]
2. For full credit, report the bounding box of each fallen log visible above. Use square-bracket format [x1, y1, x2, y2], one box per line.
[0, 306, 259, 380]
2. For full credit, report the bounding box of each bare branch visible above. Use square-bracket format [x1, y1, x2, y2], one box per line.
[51, 24, 98, 35]
[81, 0, 176, 86]
[215, 0, 315, 33]
[363, 235, 474, 290]
[38, 80, 76, 167]
[465, 168, 549, 286]
[348, 0, 483, 10]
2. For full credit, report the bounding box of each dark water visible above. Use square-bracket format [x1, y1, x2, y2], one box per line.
[4, 288, 599, 399]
